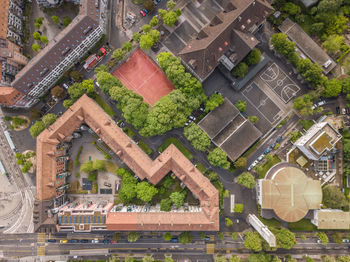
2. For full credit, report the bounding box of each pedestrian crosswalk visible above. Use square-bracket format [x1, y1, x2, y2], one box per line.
[37, 233, 46, 244]
[209, 235, 215, 241]
[37, 246, 45, 256]
[206, 244, 215, 254]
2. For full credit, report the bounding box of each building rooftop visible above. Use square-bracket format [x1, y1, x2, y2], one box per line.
[0, 0, 10, 40]
[279, 18, 336, 74]
[261, 163, 322, 222]
[199, 98, 262, 162]
[36, 95, 219, 231]
[315, 210, 350, 230]
[178, 0, 273, 81]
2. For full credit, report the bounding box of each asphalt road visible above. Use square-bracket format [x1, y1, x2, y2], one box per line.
[1, 233, 350, 259]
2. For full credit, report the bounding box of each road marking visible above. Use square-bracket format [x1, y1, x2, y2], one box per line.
[209, 235, 215, 241]
[37, 233, 46, 244]
[37, 246, 45, 256]
[206, 244, 215, 254]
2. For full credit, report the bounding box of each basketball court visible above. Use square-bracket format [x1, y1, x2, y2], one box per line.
[260, 63, 300, 103]
[112, 49, 175, 106]
[242, 82, 283, 125]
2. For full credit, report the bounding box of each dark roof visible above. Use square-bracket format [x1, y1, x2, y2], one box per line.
[179, 0, 273, 80]
[199, 98, 262, 162]
[198, 98, 240, 138]
[12, 16, 98, 95]
[82, 178, 93, 190]
[279, 18, 336, 74]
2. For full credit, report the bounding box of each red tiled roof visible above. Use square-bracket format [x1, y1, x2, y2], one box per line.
[36, 95, 219, 231]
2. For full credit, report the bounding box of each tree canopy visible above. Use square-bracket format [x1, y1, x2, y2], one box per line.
[235, 100, 247, 112]
[42, 113, 57, 127]
[170, 192, 185, 208]
[323, 78, 342, 98]
[317, 232, 329, 246]
[128, 232, 140, 242]
[237, 172, 256, 189]
[29, 121, 46, 138]
[136, 182, 158, 202]
[322, 185, 349, 209]
[246, 49, 262, 66]
[184, 123, 211, 151]
[232, 62, 249, 78]
[276, 228, 296, 249]
[244, 231, 262, 252]
[178, 232, 192, 244]
[207, 148, 230, 170]
[205, 93, 224, 112]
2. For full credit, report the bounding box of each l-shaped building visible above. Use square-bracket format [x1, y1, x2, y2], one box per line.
[34, 95, 219, 233]
[0, 0, 107, 108]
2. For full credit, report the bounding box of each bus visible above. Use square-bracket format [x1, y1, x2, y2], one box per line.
[4, 130, 16, 151]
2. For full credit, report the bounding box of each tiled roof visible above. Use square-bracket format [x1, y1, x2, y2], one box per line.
[36, 95, 219, 231]
[0, 0, 10, 39]
[0, 86, 23, 106]
[179, 0, 273, 80]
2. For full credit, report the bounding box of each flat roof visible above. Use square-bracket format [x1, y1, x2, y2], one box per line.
[36, 95, 219, 231]
[279, 18, 336, 74]
[199, 98, 262, 162]
[261, 163, 322, 222]
[316, 210, 350, 230]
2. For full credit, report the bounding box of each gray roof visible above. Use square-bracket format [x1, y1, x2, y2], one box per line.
[199, 98, 262, 162]
[279, 18, 336, 74]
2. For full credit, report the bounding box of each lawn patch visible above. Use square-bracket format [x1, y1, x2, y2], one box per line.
[94, 95, 115, 117]
[158, 137, 193, 160]
[103, 160, 117, 173]
[258, 216, 282, 229]
[138, 140, 152, 155]
[299, 119, 314, 131]
[288, 218, 317, 231]
[196, 162, 207, 174]
[256, 155, 281, 179]
[123, 126, 135, 138]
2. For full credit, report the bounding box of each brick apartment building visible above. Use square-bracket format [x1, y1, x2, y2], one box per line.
[35, 95, 219, 233]
[35, 0, 81, 8]
[0, 0, 107, 108]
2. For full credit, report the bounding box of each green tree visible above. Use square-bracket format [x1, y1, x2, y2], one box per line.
[33, 32, 41, 40]
[142, 24, 152, 33]
[112, 48, 126, 61]
[161, 10, 179, 27]
[208, 171, 218, 182]
[293, 93, 314, 116]
[215, 256, 227, 262]
[271, 33, 296, 58]
[163, 232, 172, 241]
[321, 256, 336, 262]
[164, 257, 174, 262]
[230, 256, 241, 262]
[318, 0, 342, 13]
[342, 77, 350, 94]
[170, 192, 185, 208]
[322, 35, 344, 53]
[237, 172, 256, 189]
[244, 231, 262, 252]
[248, 115, 259, 124]
[331, 232, 342, 244]
[96, 71, 122, 94]
[143, 0, 155, 12]
[234, 157, 247, 169]
[136, 182, 158, 202]
[93, 159, 105, 171]
[51, 86, 65, 99]
[82, 79, 95, 94]
[232, 62, 249, 78]
[63, 17, 72, 27]
[40, 36, 48, 44]
[68, 82, 85, 100]
[132, 32, 141, 42]
[160, 198, 172, 211]
[246, 49, 262, 66]
[80, 161, 94, 173]
[70, 70, 83, 82]
[42, 113, 57, 127]
[167, 0, 176, 9]
[143, 256, 154, 262]
[63, 99, 74, 108]
[322, 185, 349, 209]
[139, 34, 155, 51]
[248, 253, 271, 262]
[94, 64, 109, 74]
[29, 121, 45, 137]
[128, 232, 140, 242]
[234, 203, 244, 213]
[225, 217, 233, 227]
[344, 140, 350, 159]
[276, 228, 296, 249]
[178, 232, 192, 244]
[149, 29, 160, 42]
[231, 233, 238, 240]
[183, 123, 211, 151]
[205, 93, 224, 112]
[125, 256, 134, 262]
[310, 22, 324, 36]
[317, 232, 329, 246]
[122, 41, 133, 52]
[283, 2, 301, 15]
[234, 100, 247, 112]
[51, 15, 59, 24]
[34, 22, 41, 29]
[149, 16, 159, 27]
[32, 44, 40, 52]
[324, 79, 342, 98]
[208, 148, 230, 170]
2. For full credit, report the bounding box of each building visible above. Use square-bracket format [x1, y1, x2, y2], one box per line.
[34, 94, 219, 232]
[178, 0, 273, 82]
[0, 0, 107, 108]
[0, 0, 28, 86]
[57, 201, 113, 232]
[279, 18, 336, 74]
[300, 0, 319, 7]
[198, 98, 262, 162]
[256, 162, 322, 222]
[248, 214, 276, 247]
[311, 209, 350, 230]
[35, 0, 80, 8]
[294, 122, 342, 161]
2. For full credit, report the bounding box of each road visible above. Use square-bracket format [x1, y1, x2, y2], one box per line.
[0, 233, 350, 259]
[0, 110, 34, 234]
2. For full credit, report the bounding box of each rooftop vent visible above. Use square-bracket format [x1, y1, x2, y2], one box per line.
[188, 59, 197, 69]
[61, 47, 71, 56]
[83, 26, 92, 35]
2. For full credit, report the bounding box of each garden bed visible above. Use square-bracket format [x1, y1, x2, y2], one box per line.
[137, 140, 152, 155]
[158, 137, 193, 160]
[94, 95, 115, 117]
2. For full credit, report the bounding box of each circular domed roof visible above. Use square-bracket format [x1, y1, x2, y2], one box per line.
[262, 163, 322, 222]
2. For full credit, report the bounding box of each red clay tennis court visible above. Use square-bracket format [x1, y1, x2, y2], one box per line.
[112, 49, 175, 106]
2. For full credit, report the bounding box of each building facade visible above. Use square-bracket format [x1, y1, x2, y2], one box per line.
[35, 0, 80, 8]
[0, 0, 107, 108]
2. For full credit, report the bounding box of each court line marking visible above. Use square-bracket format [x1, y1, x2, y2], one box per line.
[242, 82, 282, 125]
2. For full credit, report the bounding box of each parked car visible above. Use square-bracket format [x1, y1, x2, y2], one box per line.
[342, 239, 350, 243]
[170, 237, 179, 243]
[204, 236, 210, 241]
[276, 136, 282, 143]
[153, 0, 161, 5]
[47, 239, 56, 243]
[62, 83, 69, 90]
[248, 160, 259, 171]
[103, 239, 111, 244]
[215, 91, 222, 95]
[257, 154, 264, 161]
[91, 239, 99, 244]
[342, 108, 347, 115]
[60, 239, 68, 244]
[336, 106, 340, 114]
[68, 239, 79, 243]
[264, 147, 272, 154]
[189, 116, 196, 121]
[80, 239, 89, 243]
[140, 9, 148, 17]
[317, 100, 326, 107]
[104, 182, 111, 187]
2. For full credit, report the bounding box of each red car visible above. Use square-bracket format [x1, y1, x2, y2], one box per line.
[140, 9, 148, 17]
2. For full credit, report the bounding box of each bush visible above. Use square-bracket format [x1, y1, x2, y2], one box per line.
[75, 146, 83, 165]
[163, 232, 172, 241]
[160, 198, 172, 211]
[225, 218, 233, 227]
[234, 204, 244, 213]
[232, 62, 248, 78]
[178, 232, 192, 244]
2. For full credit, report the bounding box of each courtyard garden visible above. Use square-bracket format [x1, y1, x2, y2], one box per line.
[4, 116, 30, 131]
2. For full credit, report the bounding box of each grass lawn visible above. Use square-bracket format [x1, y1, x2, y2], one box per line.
[242, 141, 262, 158]
[138, 140, 152, 155]
[158, 137, 193, 160]
[288, 219, 317, 231]
[259, 216, 282, 229]
[256, 155, 281, 179]
[123, 126, 135, 138]
[299, 119, 314, 131]
[196, 162, 207, 174]
[103, 160, 117, 173]
[94, 95, 115, 117]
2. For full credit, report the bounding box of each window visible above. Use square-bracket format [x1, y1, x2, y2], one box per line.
[64, 216, 67, 224]
[69, 216, 72, 224]
[88, 216, 91, 224]
[97, 216, 100, 224]
[93, 216, 95, 224]
[73, 216, 77, 224]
